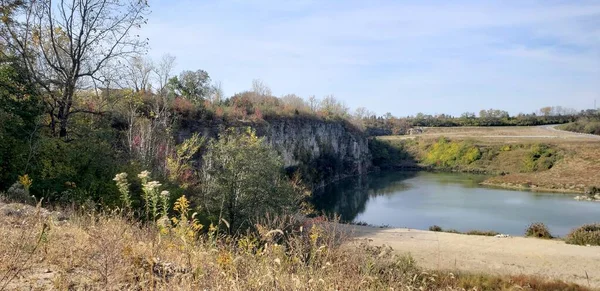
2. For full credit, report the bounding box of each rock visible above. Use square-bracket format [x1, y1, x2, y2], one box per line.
[178, 117, 371, 187]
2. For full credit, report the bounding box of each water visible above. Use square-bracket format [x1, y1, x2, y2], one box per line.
[312, 171, 600, 237]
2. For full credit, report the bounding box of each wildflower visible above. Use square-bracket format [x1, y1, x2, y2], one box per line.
[144, 181, 162, 191]
[138, 170, 151, 182]
[160, 190, 170, 198]
[113, 172, 128, 182]
[113, 172, 132, 210]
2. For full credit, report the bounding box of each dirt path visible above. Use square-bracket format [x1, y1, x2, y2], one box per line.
[349, 226, 600, 288]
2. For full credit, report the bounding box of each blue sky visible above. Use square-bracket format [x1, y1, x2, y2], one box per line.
[142, 0, 600, 116]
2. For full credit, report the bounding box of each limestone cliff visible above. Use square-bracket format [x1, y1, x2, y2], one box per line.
[178, 116, 371, 188]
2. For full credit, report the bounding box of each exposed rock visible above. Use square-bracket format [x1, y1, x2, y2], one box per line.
[178, 117, 371, 187]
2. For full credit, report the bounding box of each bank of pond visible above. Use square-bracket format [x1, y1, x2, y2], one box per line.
[312, 171, 600, 238]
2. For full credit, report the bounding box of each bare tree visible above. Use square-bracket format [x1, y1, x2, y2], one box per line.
[308, 95, 318, 112]
[209, 80, 224, 104]
[251, 78, 272, 97]
[154, 53, 175, 97]
[1, 0, 149, 138]
[126, 56, 153, 93]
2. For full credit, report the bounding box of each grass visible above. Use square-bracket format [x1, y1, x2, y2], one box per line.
[565, 223, 600, 246]
[0, 201, 592, 290]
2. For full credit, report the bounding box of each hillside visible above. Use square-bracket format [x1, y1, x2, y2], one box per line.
[372, 126, 600, 193]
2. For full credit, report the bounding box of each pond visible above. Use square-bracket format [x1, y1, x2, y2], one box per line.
[312, 171, 600, 237]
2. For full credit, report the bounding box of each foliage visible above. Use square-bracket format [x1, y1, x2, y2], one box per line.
[168, 70, 212, 104]
[2, 0, 150, 138]
[522, 144, 557, 172]
[525, 222, 553, 239]
[30, 133, 121, 205]
[423, 137, 481, 168]
[166, 133, 204, 188]
[565, 223, 600, 246]
[0, 57, 43, 189]
[363, 109, 581, 137]
[429, 225, 442, 231]
[369, 138, 415, 169]
[558, 118, 600, 136]
[199, 128, 305, 231]
[169, 195, 203, 243]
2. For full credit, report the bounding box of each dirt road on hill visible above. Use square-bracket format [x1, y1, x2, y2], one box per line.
[349, 226, 600, 288]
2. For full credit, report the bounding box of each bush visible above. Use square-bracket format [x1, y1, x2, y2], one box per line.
[565, 223, 600, 246]
[465, 230, 500, 236]
[521, 144, 558, 172]
[423, 137, 481, 168]
[525, 222, 553, 239]
[429, 225, 442, 231]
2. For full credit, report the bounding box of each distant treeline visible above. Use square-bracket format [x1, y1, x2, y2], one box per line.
[358, 108, 600, 136]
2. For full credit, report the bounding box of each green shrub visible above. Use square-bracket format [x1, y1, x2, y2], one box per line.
[429, 225, 442, 232]
[565, 223, 600, 246]
[525, 222, 553, 239]
[521, 144, 558, 172]
[423, 137, 481, 167]
[465, 230, 499, 236]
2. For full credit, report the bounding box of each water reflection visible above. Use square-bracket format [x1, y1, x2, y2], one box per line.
[312, 171, 419, 221]
[313, 171, 600, 236]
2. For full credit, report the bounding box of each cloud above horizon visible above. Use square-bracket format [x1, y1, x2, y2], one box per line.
[142, 0, 600, 116]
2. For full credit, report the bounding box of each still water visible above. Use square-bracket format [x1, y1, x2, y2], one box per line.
[313, 171, 600, 237]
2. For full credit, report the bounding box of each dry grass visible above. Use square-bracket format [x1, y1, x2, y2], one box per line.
[0, 202, 593, 290]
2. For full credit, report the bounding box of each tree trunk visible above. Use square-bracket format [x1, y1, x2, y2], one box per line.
[58, 83, 74, 138]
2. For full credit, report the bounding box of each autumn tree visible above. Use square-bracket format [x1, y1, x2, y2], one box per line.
[1, 0, 149, 138]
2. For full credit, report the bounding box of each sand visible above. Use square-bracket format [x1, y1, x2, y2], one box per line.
[349, 225, 600, 288]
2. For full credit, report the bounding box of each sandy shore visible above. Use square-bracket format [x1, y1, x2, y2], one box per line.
[349, 225, 600, 288]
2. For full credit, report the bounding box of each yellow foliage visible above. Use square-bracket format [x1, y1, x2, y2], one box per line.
[18, 174, 33, 190]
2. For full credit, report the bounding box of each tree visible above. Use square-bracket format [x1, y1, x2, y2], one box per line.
[0, 53, 43, 188]
[251, 78, 272, 97]
[199, 128, 303, 231]
[319, 95, 348, 117]
[168, 69, 211, 103]
[125, 56, 153, 93]
[540, 106, 552, 116]
[1, 0, 149, 138]
[281, 93, 308, 112]
[208, 80, 224, 104]
[154, 53, 176, 97]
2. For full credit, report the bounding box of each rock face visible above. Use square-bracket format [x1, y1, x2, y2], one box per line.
[255, 118, 371, 187]
[178, 117, 371, 188]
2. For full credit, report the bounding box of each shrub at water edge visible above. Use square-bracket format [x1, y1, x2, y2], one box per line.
[525, 222, 553, 239]
[565, 223, 600, 246]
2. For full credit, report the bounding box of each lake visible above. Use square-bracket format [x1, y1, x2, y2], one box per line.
[312, 171, 600, 237]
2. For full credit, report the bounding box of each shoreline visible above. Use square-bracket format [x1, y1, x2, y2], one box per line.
[479, 181, 585, 195]
[346, 224, 600, 288]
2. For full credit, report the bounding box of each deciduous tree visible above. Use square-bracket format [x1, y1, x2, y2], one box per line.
[1, 0, 149, 138]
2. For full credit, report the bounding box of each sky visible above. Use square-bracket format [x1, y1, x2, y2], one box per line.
[141, 0, 600, 117]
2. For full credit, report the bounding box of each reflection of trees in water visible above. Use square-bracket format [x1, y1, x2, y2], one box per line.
[312, 171, 418, 222]
[368, 171, 417, 197]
